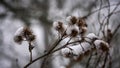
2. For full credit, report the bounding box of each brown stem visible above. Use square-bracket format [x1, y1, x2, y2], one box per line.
[28, 42, 33, 62]
[24, 37, 74, 68]
[30, 51, 32, 62]
[24, 38, 62, 68]
[85, 52, 93, 68]
[94, 52, 103, 68]
[102, 52, 108, 68]
[24, 52, 49, 68]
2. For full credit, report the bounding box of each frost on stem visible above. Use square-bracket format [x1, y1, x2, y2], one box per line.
[61, 47, 74, 58]
[14, 27, 36, 44]
[85, 33, 98, 42]
[60, 42, 92, 61]
[61, 39, 109, 61]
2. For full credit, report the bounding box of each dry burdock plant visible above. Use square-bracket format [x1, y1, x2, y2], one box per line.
[14, 27, 35, 62]
[13, 15, 113, 68]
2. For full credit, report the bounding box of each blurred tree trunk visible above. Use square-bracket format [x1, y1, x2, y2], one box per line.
[37, 0, 52, 68]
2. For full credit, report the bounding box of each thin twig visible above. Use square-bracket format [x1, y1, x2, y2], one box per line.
[102, 52, 109, 68]
[98, 0, 102, 24]
[82, 2, 120, 19]
[24, 37, 72, 68]
[30, 50, 32, 62]
[85, 52, 93, 68]
[102, 2, 120, 31]
[94, 52, 103, 68]
[28, 42, 33, 62]
[112, 24, 120, 38]
[97, 0, 103, 36]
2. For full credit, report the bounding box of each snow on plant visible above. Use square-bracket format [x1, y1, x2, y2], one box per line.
[85, 33, 98, 42]
[52, 16, 110, 65]
[14, 16, 111, 68]
[14, 27, 35, 44]
[14, 26, 35, 63]
[66, 25, 79, 37]
[94, 40, 109, 52]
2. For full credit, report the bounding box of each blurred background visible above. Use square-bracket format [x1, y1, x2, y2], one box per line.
[0, 0, 120, 68]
